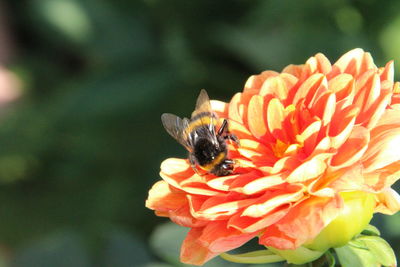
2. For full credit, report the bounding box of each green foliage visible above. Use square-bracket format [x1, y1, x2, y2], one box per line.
[0, 0, 398, 266]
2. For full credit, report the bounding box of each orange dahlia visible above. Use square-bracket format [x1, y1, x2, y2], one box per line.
[146, 48, 400, 265]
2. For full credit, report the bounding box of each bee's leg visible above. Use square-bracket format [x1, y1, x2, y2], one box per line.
[217, 119, 229, 136]
[218, 119, 240, 146]
[189, 154, 202, 175]
[220, 159, 235, 175]
[225, 133, 240, 146]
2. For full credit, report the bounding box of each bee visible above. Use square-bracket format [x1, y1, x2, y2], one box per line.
[161, 89, 239, 176]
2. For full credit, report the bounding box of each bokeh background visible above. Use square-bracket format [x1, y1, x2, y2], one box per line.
[0, 0, 398, 266]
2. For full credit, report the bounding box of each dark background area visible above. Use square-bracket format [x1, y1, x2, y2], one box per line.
[0, 0, 398, 266]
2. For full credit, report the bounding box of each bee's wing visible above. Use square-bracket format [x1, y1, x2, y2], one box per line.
[161, 113, 192, 151]
[192, 89, 220, 145]
[192, 89, 212, 118]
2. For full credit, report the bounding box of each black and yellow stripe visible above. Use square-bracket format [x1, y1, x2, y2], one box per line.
[184, 112, 217, 139]
[201, 151, 226, 171]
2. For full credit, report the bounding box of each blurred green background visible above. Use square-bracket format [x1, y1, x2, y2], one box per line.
[0, 0, 398, 266]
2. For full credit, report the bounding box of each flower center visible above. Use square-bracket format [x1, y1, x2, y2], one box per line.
[272, 139, 290, 158]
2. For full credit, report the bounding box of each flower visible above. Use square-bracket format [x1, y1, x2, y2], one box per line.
[146, 48, 400, 265]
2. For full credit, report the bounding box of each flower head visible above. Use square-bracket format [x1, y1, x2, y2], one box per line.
[146, 49, 400, 265]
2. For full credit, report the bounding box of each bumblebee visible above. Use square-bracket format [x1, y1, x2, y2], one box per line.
[161, 89, 239, 176]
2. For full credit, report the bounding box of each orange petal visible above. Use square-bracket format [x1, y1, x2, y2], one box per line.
[259, 76, 292, 102]
[354, 72, 381, 117]
[285, 154, 329, 183]
[160, 158, 221, 196]
[293, 74, 326, 107]
[244, 71, 279, 92]
[146, 181, 206, 227]
[375, 188, 400, 215]
[360, 88, 392, 129]
[242, 185, 304, 217]
[298, 120, 322, 156]
[328, 105, 359, 149]
[180, 222, 257, 265]
[239, 173, 287, 195]
[267, 98, 286, 141]
[145, 181, 186, 211]
[210, 100, 228, 118]
[260, 195, 343, 249]
[330, 126, 370, 169]
[188, 192, 257, 220]
[334, 48, 365, 76]
[247, 95, 270, 140]
[229, 93, 245, 124]
[359, 52, 377, 75]
[379, 60, 394, 83]
[229, 204, 290, 233]
[328, 73, 355, 101]
[362, 127, 400, 172]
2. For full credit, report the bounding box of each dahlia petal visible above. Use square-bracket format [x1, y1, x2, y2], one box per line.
[146, 181, 186, 211]
[374, 108, 400, 129]
[179, 182, 222, 196]
[334, 48, 364, 76]
[375, 188, 400, 215]
[229, 204, 291, 233]
[244, 176, 287, 195]
[161, 158, 192, 175]
[329, 105, 359, 148]
[359, 52, 377, 75]
[180, 222, 257, 265]
[307, 136, 332, 159]
[248, 95, 270, 140]
[244, 71, 279, 92]
[299, 120, 322, 156]
[242, 185, 304, 217]
[330, 126, 370, 169]
[328, 73, 354, 101]
[362, 88, 392, 129]
[286, 154, 329, 183]
[210, 100, 228, 117]
[282, 64, 305, 79]
[315, 53, 332, 74]
[261, 195, 343, 249]
[197, 192, 257, 215]
[259, 224, 297, 250]
[229, 93, 245, 124]
[306, 53, 332, 75]
[379, 60, 394, 83]
[146, 181, 206, 227]
[267, 98, 286, 140]
[362, 128, 400, 172]
[239, 139, 274, 155]
[310, 92, 336, 127]
[160, 159, 221, 196]
[207, 175, 238, 191]
[230, 170, 268, 193]
[364, 162, 400, 191]
[293, 74, 326, 107]
[259, 76, 290, 101]
[355, 73, 381, 115]
[268, 156, 301, 174]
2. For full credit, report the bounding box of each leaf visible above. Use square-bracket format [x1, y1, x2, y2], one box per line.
[358, 235, 397, 267]
[324, 250, 336, 267]
[334, 242, 379, 267]
[361, 225, 381, 237]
